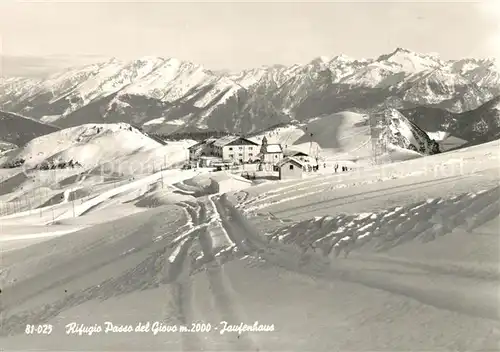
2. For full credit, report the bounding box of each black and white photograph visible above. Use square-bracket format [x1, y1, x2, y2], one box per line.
[0, 0, 499, 350]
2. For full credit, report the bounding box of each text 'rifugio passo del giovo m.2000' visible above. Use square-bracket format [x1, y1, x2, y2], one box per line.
[63, 321, 275, 336]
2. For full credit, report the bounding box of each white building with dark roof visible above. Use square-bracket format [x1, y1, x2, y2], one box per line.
[258, 136, 284, 165]
[211, 136, 259, 163]
[188, 135, 286, 166]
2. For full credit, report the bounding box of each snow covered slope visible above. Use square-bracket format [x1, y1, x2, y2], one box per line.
[1, 49, 498, 134]
[0, 137, 498, 351]
[250, 110, 438, 166]
[0, 123, 164, 169]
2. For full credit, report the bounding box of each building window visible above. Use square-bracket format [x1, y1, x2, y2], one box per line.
[249, 153, 253, 156]
[249, 147, 253, 150]
[275, 155, 278, 158]
[239, 153, 243, 156]
[239, 147, 243, 150]
[229, 154, 234, 158]
[229, 147, 233, 151]
[289, 165, 294, 170]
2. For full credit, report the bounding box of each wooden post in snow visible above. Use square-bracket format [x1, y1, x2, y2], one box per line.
[309, 132, 314, 158]
[27, 194, 31, 215]
[72, 189, 75, 218]
[51, 198, 55, 223]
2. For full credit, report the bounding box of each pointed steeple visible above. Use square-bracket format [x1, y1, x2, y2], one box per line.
[260, 135, 268, 163]
[262, 135, 268, 146]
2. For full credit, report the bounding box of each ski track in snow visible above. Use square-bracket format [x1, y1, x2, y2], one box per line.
[225, 189, 500, 322]
[156, 194, 260, 350]
[156, 184, 500, 331]
[241, 171, 396, 214]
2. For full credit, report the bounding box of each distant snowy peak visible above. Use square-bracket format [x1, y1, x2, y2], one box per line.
[0, 77, 43, 104]
[340, 62, 400, 88]
[450, 58, 500, 88]
[119, 58, 206, 99]
[118, 57, 243, 114]
[377, 47, 444, 72]
[62, 57, 168, 110]
[308, 56, 332, 71]
[339, 48, 446, 88]
[451, 57, 498, 72]
[324, 55, 369, 83]
[331, 54, 357, 63]
[229, 64, 306, 90]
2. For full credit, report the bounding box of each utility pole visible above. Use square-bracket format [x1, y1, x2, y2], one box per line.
[309, 132, 314, 162]
[72, 189, 75, 218]
[37, 184, 42, 217]
[27, 194, 31, 215]
[240, 126, 245, 172]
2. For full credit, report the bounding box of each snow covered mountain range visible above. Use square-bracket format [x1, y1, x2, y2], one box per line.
[1, 48, 499, 135]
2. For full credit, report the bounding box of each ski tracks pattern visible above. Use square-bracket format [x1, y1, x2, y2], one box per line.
[169, 197, 261, 351]
[209, 189, 500, 323]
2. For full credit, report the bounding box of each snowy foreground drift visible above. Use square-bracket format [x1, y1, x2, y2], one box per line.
[0, 140, 499, 351]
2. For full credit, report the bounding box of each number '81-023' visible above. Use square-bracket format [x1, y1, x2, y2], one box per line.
[25, 324, 53, 335]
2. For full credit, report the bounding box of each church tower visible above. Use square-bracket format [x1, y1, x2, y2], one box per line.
[259, 135, 268, 165]
[260, 136, 268, 155]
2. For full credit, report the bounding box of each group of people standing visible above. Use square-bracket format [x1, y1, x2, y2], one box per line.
[303, 162, 352, 173]
[333, 164, 350, 173]
[304, 164, 319, 172]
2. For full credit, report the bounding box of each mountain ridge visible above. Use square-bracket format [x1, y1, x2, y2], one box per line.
[403, 95, 500, 148]
[1, 48, 499, 135]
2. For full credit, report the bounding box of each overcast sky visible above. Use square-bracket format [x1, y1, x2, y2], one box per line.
[0, 0, 499, 77]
